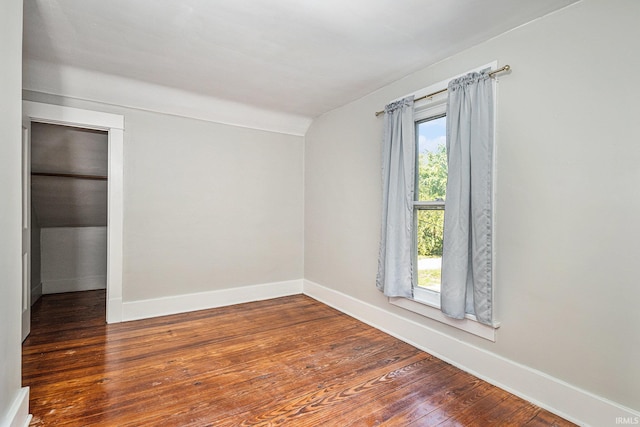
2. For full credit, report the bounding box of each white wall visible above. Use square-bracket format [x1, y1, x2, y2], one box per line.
[23, 92, 305, 304]
[305, 0, 640, 413]
[41, 227, 107, 294]
[120, 108, 304, 301]
[0, 0, 29, 425]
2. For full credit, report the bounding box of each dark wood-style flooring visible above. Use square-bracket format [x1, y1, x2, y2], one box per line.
[23, 291, 574, 426]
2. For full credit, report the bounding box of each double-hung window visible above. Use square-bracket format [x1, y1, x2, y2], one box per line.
[413, 104, 447, 307]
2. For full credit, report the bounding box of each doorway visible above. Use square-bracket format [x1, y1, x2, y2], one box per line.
[30, 123, 108, 305]
[23, 101, 124, 328]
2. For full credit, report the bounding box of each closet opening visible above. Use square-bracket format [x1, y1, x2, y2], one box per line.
[30, 123, 108, 308]
[23, 101, 125, 330]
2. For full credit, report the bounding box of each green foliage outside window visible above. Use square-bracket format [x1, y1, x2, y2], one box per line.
[417, 143, 447, 258]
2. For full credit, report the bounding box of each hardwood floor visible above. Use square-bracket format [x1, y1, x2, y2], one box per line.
[23, 291, 575, 426]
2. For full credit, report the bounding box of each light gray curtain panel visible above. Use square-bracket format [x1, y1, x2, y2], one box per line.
[376, 96, 415, 298]
[441, 72, 494, 325]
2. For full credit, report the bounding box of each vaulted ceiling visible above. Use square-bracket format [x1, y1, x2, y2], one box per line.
[23, 0, 579, 121]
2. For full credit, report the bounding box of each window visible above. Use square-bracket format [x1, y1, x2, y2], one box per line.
[413, 102, 447, 307]
[387, 62, 500, 341]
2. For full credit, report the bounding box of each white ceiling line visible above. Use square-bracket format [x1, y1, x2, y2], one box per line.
[23, 59, 313, 137]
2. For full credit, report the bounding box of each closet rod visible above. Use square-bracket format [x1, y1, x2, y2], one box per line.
[374, 64, 511, 117]
[31, 172, 108, 181]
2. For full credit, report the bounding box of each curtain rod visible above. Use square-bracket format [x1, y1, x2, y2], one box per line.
[374, 64, 511, 117]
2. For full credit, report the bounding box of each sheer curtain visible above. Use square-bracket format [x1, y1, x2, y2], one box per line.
[441, 72, 494, 325]
[376, 96, 415, 298]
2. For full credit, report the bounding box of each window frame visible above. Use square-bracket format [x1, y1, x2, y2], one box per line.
[387, 62, 500, 341]
[413, 105, 447, 307]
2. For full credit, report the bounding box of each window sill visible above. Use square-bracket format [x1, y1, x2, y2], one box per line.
[389, 290, 500, 341]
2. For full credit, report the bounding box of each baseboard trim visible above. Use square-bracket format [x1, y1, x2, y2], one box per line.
[302, 279, 639, 427]
[30, 282, 42, 306]
[106, 296, 123, 324]
[122, 279, 304, 322]
[42, 276, 106, 294]
[1, 387, 31, 427]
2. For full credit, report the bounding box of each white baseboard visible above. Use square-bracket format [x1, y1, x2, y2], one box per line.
[1, 387, 31, 427]
[106, 296, 123, 324]
[121, 279, 303, 322]
[302, 279, 640, 427]
[30, 282, 42, 305]
[42, 276, 106, 294]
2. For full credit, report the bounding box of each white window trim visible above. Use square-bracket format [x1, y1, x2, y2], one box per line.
[388, 61, 501, 341]
[390, 297, 499, 341]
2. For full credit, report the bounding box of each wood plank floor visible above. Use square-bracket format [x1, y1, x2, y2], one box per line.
[23, 291, 575, 426]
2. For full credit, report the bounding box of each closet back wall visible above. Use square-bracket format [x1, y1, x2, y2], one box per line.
[41, 227, 107, 294]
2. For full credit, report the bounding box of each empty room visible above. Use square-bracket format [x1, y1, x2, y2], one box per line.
[1, 0, 639, 426]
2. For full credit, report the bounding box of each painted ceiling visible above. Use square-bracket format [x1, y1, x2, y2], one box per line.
[23, 0, 579, 122]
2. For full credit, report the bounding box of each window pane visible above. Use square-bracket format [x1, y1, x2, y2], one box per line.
[416, 209, 443, 292]
[417, 116, 447, 202]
